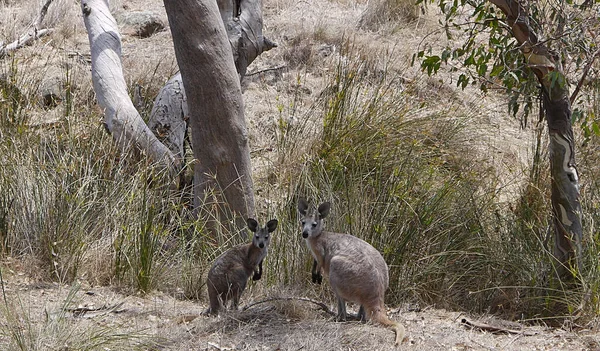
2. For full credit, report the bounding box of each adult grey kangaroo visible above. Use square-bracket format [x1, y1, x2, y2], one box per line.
[298, 198, 405, 345]
[206, 218, 278, 315]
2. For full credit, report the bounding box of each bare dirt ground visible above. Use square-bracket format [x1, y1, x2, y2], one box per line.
[2, 0, 599, 350]
[3, 269, 599, 351]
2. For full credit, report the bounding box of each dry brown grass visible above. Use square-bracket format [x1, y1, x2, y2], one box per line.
[359, 0, 423, 31]
[1, 0, 600, 349]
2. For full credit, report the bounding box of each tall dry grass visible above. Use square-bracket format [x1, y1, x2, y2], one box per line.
[0, 6, 599, 346]
[262, 48, 600, 321]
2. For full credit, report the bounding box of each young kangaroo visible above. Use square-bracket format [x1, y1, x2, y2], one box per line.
[298, 198, 405, 345]
[206, 218, 278, 315]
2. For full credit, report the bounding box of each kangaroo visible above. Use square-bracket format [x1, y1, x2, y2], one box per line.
[206, 218, 278, 315]
[298, 198, 405, 345]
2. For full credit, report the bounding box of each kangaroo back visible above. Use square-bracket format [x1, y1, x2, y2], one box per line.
[206, 218, 278, 315]
[298, 198, 404, 345]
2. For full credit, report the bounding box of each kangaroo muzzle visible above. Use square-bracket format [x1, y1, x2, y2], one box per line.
[302, 231, 309, 238]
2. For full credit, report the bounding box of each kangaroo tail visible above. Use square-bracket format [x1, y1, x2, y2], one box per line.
[372, 309, 405, 346]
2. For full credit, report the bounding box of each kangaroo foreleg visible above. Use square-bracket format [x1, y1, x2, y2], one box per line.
[311, 259, 323, 284]
[252, 259, 263, 281]
[358, 305, 366, 322]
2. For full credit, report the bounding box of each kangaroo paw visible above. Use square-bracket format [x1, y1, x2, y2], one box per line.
[312, 272, 323, 284]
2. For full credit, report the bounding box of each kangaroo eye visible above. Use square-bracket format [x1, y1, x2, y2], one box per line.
[265, 235, 269, 239]
[255, 235, 259, 239]
[301, 220, 306, 225]
[312, 222, 317, 228]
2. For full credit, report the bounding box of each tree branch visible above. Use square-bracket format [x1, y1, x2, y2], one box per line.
[488, 0, 556, 80]
[0, 0, 55, 58]
[570, 49, 600, 104]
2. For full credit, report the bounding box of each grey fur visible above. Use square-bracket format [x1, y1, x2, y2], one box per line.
[206, 218, 278, 315]
[298, 198, 405, 345]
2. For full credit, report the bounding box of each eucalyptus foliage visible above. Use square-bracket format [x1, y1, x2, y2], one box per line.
[416, 0, 599, 133]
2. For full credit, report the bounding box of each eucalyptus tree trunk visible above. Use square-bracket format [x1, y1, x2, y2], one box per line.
[489, 0, 582, 279]
[164, 0, 256, 237]
[150, 0, 276, 163]
[81, 0, 177, 173]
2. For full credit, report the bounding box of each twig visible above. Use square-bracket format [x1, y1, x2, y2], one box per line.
[0, 266, 7, 308]
[65, 301, 126, 317]
[34, 0, 55, 28]
[241, 296, 336, 316]
[460, 318, 537, 336]
[570, 48, 600, 104]
[246, 65, 287, 76]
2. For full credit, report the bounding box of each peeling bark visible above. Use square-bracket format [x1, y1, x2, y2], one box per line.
[148, 72, 188, 161]
[489, 0, 582, 278]
[164, 0, 256, 237]
[81, 0, 177, 173]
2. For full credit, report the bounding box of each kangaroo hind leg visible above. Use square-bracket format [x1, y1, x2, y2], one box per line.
[335, 295, 348, 321]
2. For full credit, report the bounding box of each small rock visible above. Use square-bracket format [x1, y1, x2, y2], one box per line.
[40, 76, 63, 109]
[116, 11, 165, 38]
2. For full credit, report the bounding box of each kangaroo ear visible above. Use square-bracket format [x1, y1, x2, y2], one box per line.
[298, 198, 309, 216]
[247, 218, 258, 232]
[318, 202, 331, 219]
[266, 219, 278, 232]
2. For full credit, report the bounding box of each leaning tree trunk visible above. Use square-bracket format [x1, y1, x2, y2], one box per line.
[81, 0, 178, 173]
[489, 0, 582, 279]
[164, 0, 256, 237]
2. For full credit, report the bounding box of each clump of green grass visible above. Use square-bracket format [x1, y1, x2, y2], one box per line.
[0, 52, 197, 293]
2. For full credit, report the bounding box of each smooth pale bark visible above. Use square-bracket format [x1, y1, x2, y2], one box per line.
[489, 0, 582, 278]
[164, 0, 255, 237]
[81, 0, 177, 172]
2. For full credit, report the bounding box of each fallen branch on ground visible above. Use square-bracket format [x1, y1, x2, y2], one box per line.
[65, 301, 126, 318]
[461, 318, 537, 336]
[242, 296, 336, 316]
[0, 0, 55, 58]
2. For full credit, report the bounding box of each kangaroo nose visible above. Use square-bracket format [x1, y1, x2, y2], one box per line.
[259, 243, 264, 248]
[302, 231, 309, 238]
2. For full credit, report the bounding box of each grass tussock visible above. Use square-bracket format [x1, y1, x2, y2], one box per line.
[0, 284, 159, 350]
[265, 47, 600, 321]
[359, 0, 423, 31]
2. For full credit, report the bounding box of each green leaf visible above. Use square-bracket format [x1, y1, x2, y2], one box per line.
[490, 64, 504, 77]
[422, 56, 442, 75]
[593, 121, 600, 136]
[458, 74, 469, 89]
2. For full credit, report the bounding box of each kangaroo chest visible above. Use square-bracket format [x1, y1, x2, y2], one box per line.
[306, 237, 333, 273]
